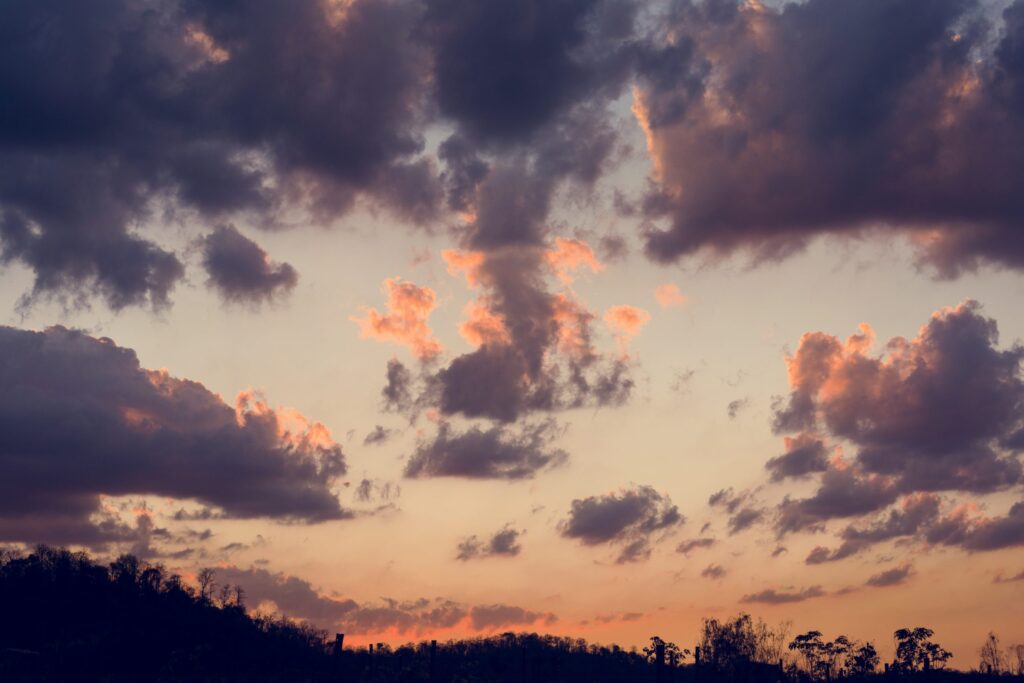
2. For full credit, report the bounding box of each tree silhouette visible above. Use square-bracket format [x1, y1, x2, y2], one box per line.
[893, 627, 953, 672]
[979, 632, 1005, 674]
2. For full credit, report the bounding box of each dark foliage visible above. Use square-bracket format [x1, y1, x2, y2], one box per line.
[1, 548, 1021, 682]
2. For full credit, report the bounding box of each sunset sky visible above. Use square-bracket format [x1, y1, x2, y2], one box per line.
[1, 0, 1023, 667]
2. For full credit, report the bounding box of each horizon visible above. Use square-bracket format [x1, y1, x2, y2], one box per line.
[1, 0, 1023, 674]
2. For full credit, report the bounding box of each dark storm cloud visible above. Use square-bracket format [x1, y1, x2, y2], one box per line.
[865, 564, 914, 588]
[559, 485, 683, 562]
[456, 526, 524, 561]
[773, 302, 1023, 510]
[740, 585, 825, 605]
[404, 420, 568, 480]
[0, 0, 435, 310]
[636, 0, 1024, 275]
[421, 0, 636, 144]
[200, 225, 297, 304]
[0, 325, 348, 545]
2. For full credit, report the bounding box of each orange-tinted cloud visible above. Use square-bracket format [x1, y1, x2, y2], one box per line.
[441, 249, 486, 287]
[458, 299, 511, 347]
[545, 238, 604, 285]
[654, 283, 687, 308]
[352, 278, 443, 359]
[603, 305, 652, 350]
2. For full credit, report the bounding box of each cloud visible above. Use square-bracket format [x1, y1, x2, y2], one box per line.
[773, 301, 1023, 505]
[865, 563, 914, 588]
[708, 488, 766, 535]
[635, 0, 1024, 275]
[404, 420, 568, 480]
[676, 537, 716, 555]
[928, 500, 1024, 552]
[215, 566, 358, 622]
[776, 468, 898, 535]
[433, 245, 638, 423]
[726, 397, 750, 419]
[766, 433, 830, 482]
[468, 604, 557, 631]
[741, 586, 826, 605]
[200, 225, 297, 304]
[0, 0, 438, 310]
[363, 425, 394, 446]
[0, 326, 348, 545]
[456, 525, 524, 561]
[422, 0, 635, 144]
[655, 283, 687, 308]
[559, 485, 683, 563]
[804, 494, 941, 564]
[352, 278, 443, 360]
[604, 305, 652, 349]
[993, 569, 1024, 584]
[701, 563, 727, 580]
[545, 237, 605, 284]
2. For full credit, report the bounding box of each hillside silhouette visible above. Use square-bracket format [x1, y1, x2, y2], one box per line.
[2, 547, 1021, 682]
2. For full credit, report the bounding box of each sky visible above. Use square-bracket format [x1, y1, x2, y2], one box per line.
[1, 0, 1023, 667]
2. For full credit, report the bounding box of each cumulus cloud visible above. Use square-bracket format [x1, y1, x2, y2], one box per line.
[766, 433, 830, 482]
[352, 278, 443, 360]
[0, 325, 349, 545]
[404, 420, 568, 480]
[559, 485, 683, 563]
[200, 225, 297, 304]
[771, 301, 1023, 534]
[456, 526, 524, 561]
[928, 500, 1024, 551]
[635, 0, 1024, 275]
[741, 586, 826, 605]
[0, 0, 438, 310]
[431, 245, 639, 423]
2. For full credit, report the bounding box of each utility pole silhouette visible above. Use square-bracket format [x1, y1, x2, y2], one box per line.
[429, 639, 437, 683]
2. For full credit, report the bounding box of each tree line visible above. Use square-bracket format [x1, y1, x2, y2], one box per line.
[1, 547, 1021, 682]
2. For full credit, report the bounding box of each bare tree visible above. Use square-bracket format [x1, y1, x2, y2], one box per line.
[1011, 644, 1024, 676]
[979, 632, 1004, 674]
[754, 618, 792, 664]
[197, 567, 216, 601]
